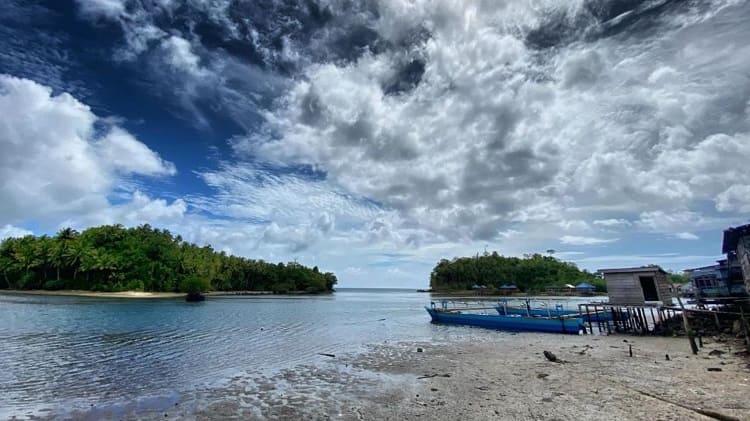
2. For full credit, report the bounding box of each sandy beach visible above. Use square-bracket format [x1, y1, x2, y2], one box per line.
[0, 290, 185, 299]
[345, 335, 750, 421]
[136, 333, 750, 420]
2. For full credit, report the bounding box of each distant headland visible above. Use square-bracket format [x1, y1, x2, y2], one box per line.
[429, 252, 604, 294]
[0, 224, 337, 296]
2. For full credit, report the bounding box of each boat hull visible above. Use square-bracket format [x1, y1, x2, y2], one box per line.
[426, 308, 583, 334]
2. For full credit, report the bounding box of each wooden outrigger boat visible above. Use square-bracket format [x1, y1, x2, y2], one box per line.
[426, 301, 584, 335]
[495, 300, 614, 322]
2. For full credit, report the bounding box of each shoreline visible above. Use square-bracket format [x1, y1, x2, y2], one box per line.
[0, 289, 186, 299]
[0, 289, 335, 299]
[144, 333, 750, 420]
[18, 327, 750, 419]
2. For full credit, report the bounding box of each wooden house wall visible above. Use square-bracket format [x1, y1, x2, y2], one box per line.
[738, 236, 750, 293]
[605, 273, 645, 305]
[654, 270, 672, 304]
[606, 270, 672, 305]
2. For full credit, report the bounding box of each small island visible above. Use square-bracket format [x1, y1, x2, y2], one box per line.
[0, 224, 337, 297]
[429, 252, 604, 294]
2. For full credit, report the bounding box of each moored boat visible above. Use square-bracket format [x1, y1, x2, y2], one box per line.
[495, 306, 614, 322]
[426, 303, 583, 335]
[495, 301, 614, 322]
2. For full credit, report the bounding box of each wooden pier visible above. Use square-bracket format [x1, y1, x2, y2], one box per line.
[577, 303, 681, 335]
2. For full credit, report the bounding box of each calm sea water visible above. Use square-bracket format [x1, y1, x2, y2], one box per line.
[0, 289, 604, 418]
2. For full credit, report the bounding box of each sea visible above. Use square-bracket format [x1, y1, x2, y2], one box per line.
[0, 289, 605, 418]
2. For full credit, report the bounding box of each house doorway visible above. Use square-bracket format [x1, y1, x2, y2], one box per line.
[639, 276, 659, 301]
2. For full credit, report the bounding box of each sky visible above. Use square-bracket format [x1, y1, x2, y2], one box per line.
[1, 0, 749, 288]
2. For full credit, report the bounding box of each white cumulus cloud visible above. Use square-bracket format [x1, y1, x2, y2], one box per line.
[0, 75, 176, 229]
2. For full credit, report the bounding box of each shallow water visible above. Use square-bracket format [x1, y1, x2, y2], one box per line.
[0, 289, 606, 418]
[0, 289, 467, 417]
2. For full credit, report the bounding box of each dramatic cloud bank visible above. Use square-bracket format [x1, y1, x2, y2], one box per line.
[2, 0, 749, 286]
[247, 0, 750, 247]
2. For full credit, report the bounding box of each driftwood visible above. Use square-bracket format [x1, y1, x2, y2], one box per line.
[417, 373, 451, 379]
[318, 353, 335, 358]
[578, 344, 593, 355]
[627, 386, 739, 421]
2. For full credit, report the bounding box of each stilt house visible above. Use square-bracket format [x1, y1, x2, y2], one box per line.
[599, 266, 672, 305]
[722, 224, 750, 295]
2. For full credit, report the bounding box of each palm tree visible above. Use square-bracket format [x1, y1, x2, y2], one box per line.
[0, 254, 15, 288]
[55, 227, 79, 241]
[53, 228, 79, 282]
[63, 245, 80, 283]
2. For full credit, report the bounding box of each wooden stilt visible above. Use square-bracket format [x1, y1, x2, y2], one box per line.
[656, 308, 664, 333]
[677, 297, 698, 355]
[714, 311, 721, 331]
[649, 308, 657, 334]
[739, 307, 750, 353]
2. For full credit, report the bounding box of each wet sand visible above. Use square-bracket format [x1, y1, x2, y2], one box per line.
[29, 331, 750, 420]
[0, 290, 185, 299]
[155, 334, 749, 420]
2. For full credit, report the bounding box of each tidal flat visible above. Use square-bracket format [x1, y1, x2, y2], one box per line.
[3, 291, 749, 420]
[48, 334, 750, 420]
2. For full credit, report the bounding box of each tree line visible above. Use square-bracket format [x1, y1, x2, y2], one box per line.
[430, 252, 604, 292]
[0, 224, 337, 293]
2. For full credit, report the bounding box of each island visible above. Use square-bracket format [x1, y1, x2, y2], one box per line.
[429, 252, 604, 294]
[0, 224, 337, 296]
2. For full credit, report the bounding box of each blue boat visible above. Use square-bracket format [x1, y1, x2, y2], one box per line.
[495, 302, 614, 322]
[426, 305, 583, 334]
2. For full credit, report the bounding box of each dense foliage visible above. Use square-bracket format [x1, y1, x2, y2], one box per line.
[430, 252, 603, 292]
[0, 225, 337, 293]
[669, 272, 690, 284]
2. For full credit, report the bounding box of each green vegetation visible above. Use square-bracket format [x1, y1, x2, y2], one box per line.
[0, 225, 337, 293]
[430, 252, 604, 292]
[669, 271, 690, 284]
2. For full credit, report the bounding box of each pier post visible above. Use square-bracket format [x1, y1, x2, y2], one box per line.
[713, 311, 721, 331]
[605, 307, 612, 335]
[649, 308, 656, 334]
[630, 308, 639, 333]
[740, 307, 750, 353]
[656, 308, 664, 333]
[677, 297, 698, 355]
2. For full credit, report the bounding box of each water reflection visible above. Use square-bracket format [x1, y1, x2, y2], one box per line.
[0, 289, 553, 417]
